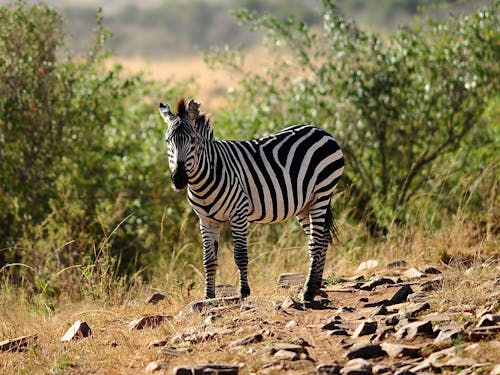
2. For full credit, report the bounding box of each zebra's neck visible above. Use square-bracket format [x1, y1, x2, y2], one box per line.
[187, 139, 223, 194]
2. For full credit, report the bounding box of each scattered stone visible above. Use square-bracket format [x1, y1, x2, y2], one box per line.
[61, 320, 92, 341]
[406, 292, 428, 302]
[469, 325, 500, 341]
[0, 334, 38, 352]
[369, 305, 388, 317]
[387, 260, 407, 269]
[285, 320, 298, 329]
[146, 361, 169, 372]
[477, 314, 500, 328]
[398, 302, 430, 318]
[148, 339, 168, 348]
[395, 320, 434, 340]
[278, 273, 306, 288]
[337, 307, 356, 313]
[420, 277, 443, 292]
[380, 343, 421, 358]
[340, 358, 372, 375]
[423, 266, 441, 274]
[402, 267, 424, 279]
[274, 349, 300, 360]
[357, 260, 380, 272]
[439, 356, 477, 369]
[360, 276, 395, 291]
[359, 297, 369, 302]
[228, 332, 263, 348]
[271, 343, 307, 354]
[389, 285, 415, 305]
[279, 296, 304, 311]
[371, 327, 395, 343]
[288, 337, 311, 347]
[372, 364, 391, 374]
[385, 314, 400, 326]
[129, 315, 171, 330]
[173, 364, 239, 375]
[316, 364, 342, 374]
[352, 320, 378, 338]
[346, 341, 387, 360]
[328, 329, 350, 336]
[476, 304, 496, 318]
[146, 292, 166, 304]
[421, 312, 452, 322]
[178, 297, 242, 317]
[434, 328, 461, 344]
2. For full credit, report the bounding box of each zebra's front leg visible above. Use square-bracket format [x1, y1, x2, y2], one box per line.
[303, 207, 330, 302]
[200, 220, 222, 299]
[230, 214, 250, 298]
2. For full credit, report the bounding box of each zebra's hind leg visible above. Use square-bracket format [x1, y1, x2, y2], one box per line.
[200, 219, 222, 299]
[230, 214, 251, 298]
[302, 200, 331, 302]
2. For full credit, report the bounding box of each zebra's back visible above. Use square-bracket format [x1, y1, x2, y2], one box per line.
[227, 125, 344, 223]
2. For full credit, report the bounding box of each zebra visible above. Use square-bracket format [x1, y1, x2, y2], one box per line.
[159, 98, 344, 301]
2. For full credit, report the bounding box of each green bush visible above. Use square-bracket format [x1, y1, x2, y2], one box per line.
[208, 0, 499, 235]
[0, 2, 191, 298]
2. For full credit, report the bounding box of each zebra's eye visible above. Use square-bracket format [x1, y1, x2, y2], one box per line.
[189, 138, 196, 145]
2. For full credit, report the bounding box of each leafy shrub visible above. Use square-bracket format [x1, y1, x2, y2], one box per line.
[208, 0, 499, 235]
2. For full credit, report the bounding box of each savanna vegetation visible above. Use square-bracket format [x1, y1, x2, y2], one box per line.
[0, 0, 498, 315]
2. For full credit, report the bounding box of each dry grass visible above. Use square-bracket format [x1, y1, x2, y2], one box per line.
[1, 218, 498, 374]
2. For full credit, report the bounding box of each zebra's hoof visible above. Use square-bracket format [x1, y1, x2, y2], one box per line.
[302, 291, 315, 302]
[240, 286, 251, 298]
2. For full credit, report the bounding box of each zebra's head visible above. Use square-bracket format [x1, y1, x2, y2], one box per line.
[159, 98, 202, 191]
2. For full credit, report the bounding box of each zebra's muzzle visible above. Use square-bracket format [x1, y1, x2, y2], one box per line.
[171, 163, 188, 190]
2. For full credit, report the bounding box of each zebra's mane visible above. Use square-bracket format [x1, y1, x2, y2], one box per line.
[176, 97, 214, 140]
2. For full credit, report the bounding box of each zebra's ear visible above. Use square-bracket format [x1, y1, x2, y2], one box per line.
[159, 102, 176, 123]
[187, 99, 201, 124]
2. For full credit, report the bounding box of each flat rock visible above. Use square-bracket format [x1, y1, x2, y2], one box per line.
[469, 325, 500, 341]
[160, 346, 187, 356]
[398, 302, 430, 318]
[316, 364, 342, 374]
[146, 361, 169, 372]
[173, 364, 239, 375]
[61, 320, 92, 341]
[352, 320, 378, 338]
[477, 314, 500, 328]
[346, 341, 387, 360]
[380, 343, 421, 358]
[423, 266, 441, 274]
[328, 329, 350, 336]
[340, 358, 372, 375]
[227, 332, 263, 348]
[146, 292, 166, 304]
[129, 315, 171, 330]
[421, 312, 452, 322]
[278, 273, 306, 288]
[360, 276, 395, 291]
[372, 364, 391, 374]
[394, 320, 434, 340]
[387, 260, 407, 269]
[279, 296, 305, 311]
[0, 334, 38, 352]
[274, 349, 301, 360]
[285, 320, 298, 328]
[402, 267, 425, 279]
[434, 328, 461, 344]
[369, 305, 388, 317]
[148, 339, 168, 348]
[179, 297, 242, 316]
[357, 260, 380, 271]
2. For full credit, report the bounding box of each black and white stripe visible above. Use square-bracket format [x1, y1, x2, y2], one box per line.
[159, 99, 344, 301]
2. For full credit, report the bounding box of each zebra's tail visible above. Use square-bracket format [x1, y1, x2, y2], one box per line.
[325, 205, 339, 244]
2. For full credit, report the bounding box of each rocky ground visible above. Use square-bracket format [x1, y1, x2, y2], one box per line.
[2, 261, 499, 374]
